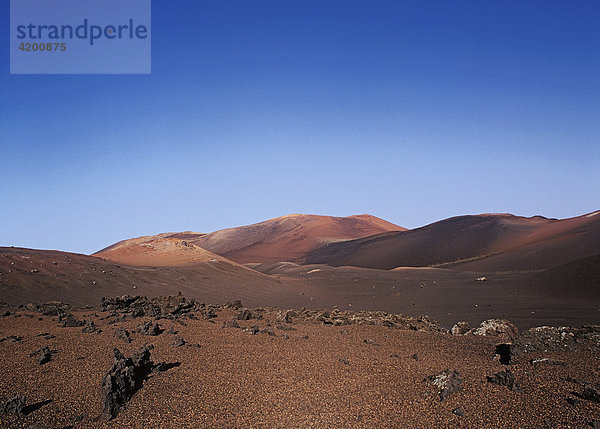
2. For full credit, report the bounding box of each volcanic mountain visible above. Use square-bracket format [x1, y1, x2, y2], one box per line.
[99, 214, 404, 265]
[305, 211, 600, 272]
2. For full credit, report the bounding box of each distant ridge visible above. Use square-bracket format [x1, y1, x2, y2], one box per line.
[304, 211, 600, 272]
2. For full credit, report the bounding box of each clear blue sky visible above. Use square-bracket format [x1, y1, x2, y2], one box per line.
[1, 0, 599, 254]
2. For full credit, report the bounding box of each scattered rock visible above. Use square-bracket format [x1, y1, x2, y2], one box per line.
[426, 369, 462, 401]
[114, 328, 131, 343]
[472, 319, 519, 342]
[260, 327, 277, 336]
[35, 332, 56, 340]
[451, 321, 470, 335]
[59, 313, 85, 328]
[0, 335, 22, 343]
[225, 300, 243, 309]
[275, 324, 296, 331]
[363, 339, 380, 346]
[101, 344, 156, 420]
[452, 407, 465, 416]
[567, 396, 580, 406]
[245, 325, 259, 335]
[222, 320, 241, 329]
[0, 395, 26, 415]
[530, 358, 566, 367]
[137, 322, 162, 336]
[82, 320, 101, 334]
[236, 309, 254, 320]
[165, 326, 178, 335]
[339, 358, 350, 365]
[30, 346, 56, 365]
[581, 387, 600, 403]
[170, 337, 186, 348]
[487, 370, 521, 393]
[277, 310, 294, 323]
[411, 353, 419, 361]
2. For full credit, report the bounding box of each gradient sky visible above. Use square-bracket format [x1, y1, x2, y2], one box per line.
[1, 0, 599, 254]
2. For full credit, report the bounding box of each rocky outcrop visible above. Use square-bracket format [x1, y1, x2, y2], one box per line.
[510, 325, 600, 362]
[451, 321, 470, 335]
[426, 369, 462, 401]
[487, 370, 521, 393]
[137, 322, 162, 336]
[101, 344, 156, 420]
[471, 319, 518, 342]
[100, 294, 201, 319]
[0, 395, 26, 415]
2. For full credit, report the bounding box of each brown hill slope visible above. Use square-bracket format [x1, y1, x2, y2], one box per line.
[0, 247, 310, 308]
[94, 234, 224, 267]
[184, 214, 405, 264]
[304, 211, 600, 272]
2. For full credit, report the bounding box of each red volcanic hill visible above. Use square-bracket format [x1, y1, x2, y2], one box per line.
[94, 234, 220, 267]
[304, 211, 600, 272]
[138, 214, 404, 264]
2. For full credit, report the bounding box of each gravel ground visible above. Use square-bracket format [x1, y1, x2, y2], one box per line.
[0, 308, 599, 428]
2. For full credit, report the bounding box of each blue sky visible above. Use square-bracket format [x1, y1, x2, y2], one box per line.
[1, 0, 599, 254]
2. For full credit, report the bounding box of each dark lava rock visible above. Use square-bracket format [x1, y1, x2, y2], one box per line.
[202, 308, 217, 319]
[276, 325, 296, 331]
[165, 326, 178, 335]
[114, 328, 131, 344]
[101, 293, 197, 319]
[101, 344, 156, 420]
[223, 320, 241, 329]
[411, 353, 419, 361]
[510, 325, 600, 362]
[35, 332, 56, 340]
[261, 327, 276, 336]
[225, 300, 243, 310]
[30, 346, 56, 365]
[277, 310, 294, 323]
[487, 370, 521, 393]
[0, 335, 22, 343]
[426, 369, 462, 401]
[452, 407, 465, 416]
[339, 358, 350, 365]
[0, 395, 26, 415]
[59, 313, 84, 328]
[137, 321, 162, 336]
[82, 320, 100, 334]
[581, 387, 600, 403]
[236, 309, 254, 320]
[363, 339, 380, 346]
[170, 337, 186, 348]
[567, 396, 580, 406]
[246, 325, 259, 335]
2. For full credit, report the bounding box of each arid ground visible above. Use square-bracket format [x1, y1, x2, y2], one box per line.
[1, 211, 599, 427]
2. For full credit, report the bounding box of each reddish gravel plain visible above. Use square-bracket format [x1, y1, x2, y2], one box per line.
[1, 307, 600, 428]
